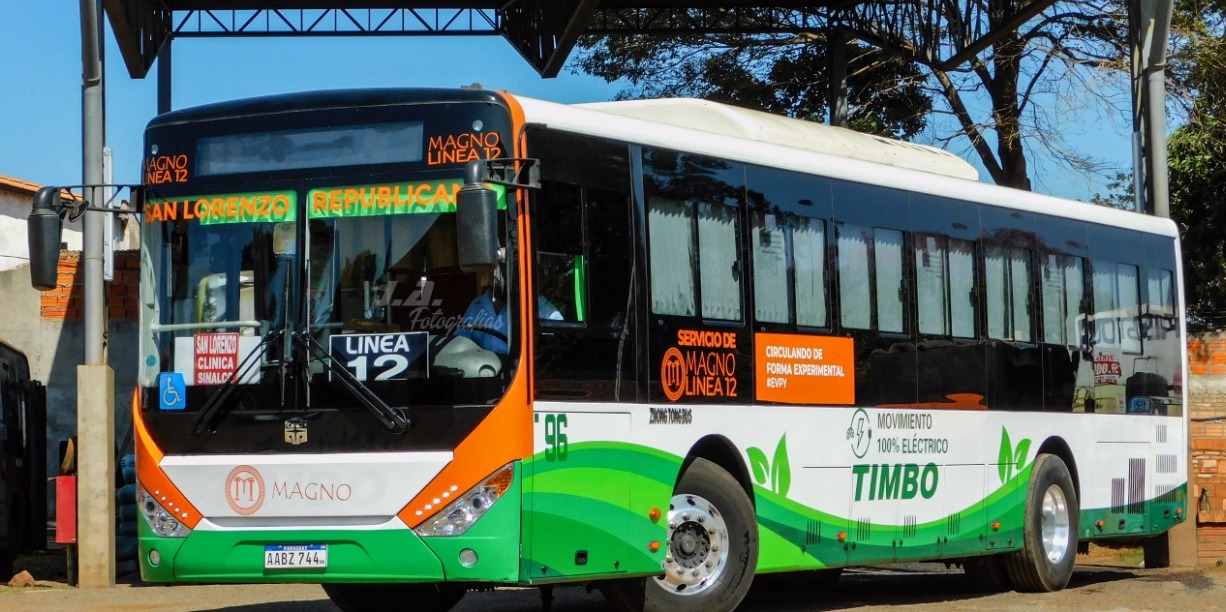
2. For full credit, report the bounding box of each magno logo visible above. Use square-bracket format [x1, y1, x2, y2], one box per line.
[661, 347, 686, 401]
[225, 465, 265, 515]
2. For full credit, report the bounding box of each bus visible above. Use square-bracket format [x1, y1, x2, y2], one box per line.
[0, 340, 46, 577]
[29, 88, 1186, 611]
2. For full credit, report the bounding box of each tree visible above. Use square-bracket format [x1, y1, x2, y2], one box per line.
[1167, 0, 1226, 327]
[577, 31, 931, 139]
[575, 1, 1132, 191]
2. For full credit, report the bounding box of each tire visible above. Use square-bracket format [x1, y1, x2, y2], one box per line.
[1005, 453, 1078, 592]
[603, 458, 758, 612]
[963, 554, 1012, 592]
[322, 583, 466, 612]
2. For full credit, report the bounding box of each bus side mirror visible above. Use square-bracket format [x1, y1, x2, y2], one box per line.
[28, 187, 65, 292]
[456, 161, 499, 274]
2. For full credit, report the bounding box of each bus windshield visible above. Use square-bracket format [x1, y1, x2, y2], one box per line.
[137, 101, 518, 415]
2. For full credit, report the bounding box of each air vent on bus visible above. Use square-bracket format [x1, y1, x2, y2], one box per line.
[856, 518, 872, 541]
[1111, 478, 1126, 513]
[1128, 458, 1146, 514]
[1156, 484, 1179, 503]
[947, 512, 962, 536]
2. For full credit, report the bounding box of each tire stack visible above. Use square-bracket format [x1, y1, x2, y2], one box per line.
[116, 453, 138, 577]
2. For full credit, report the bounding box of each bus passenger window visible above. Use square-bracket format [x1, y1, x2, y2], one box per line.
[648, 197, 697, 317]
[1041, 254, 1084, 347]
[752, 211, 788, 324]
[915, 235, 977, 338]
[1093, 262, 1140, 354]
[948, 239, 976, 338]
[794, 217, 827, 327]
[874, 228, 904, 334]
[838, 225, 872, 330]
[985, 246, 1033, 342]
[1146, 269, 1176, 339]
[698, 202, 741, 321]
[751, 213, 827, 328]
[916, 235, 948, 335]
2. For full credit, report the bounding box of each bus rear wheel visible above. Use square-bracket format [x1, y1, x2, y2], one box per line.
[603, 458, 758, 612]
[1005, 453, 1078, 592]
[322, 583, 465, 612]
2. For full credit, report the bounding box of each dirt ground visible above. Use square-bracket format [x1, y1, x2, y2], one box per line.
[2, 545, 1223, 612]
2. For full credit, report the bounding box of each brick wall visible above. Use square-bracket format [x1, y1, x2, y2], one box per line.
[1190, 331, 1226, 565]
[39, 250, 140, 321]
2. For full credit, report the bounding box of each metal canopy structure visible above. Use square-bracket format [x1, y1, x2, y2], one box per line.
[104, 0, 1059, 79]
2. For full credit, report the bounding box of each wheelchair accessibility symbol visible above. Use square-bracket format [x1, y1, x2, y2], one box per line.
[159, 372, 186, 411]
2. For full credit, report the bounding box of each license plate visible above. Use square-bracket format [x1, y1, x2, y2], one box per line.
[264, 544, 327, 569]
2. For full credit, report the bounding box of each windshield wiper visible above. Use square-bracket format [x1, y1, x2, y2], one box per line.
[292, 330, 412, 434]
[191, 328, 283, 437]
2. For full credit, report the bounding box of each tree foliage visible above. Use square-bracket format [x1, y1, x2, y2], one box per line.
[575, 2, 1133, 191]
[1167, 0, 1226, 327]
[576, 32, 930, 139]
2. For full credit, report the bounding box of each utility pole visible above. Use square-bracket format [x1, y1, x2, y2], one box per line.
[78, 0, 117, 587]
[1130, 0, 1195, 568]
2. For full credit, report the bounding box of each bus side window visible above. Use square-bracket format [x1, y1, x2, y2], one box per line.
[534, 181, 583, 323]
[839, 224, 907, 333]
[985, 245, 1034, 342]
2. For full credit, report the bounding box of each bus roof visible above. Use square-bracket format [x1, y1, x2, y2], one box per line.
[577, 98, 980, 181]
[512, 94, 1178, 240]
[144, 88, 1176, 241]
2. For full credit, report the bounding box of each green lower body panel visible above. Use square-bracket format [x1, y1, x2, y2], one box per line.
[754, 464, 1032, 573]
[141, 525, 446, 583]
[140, 471, 525, 584]
[1079, 483, 1188, 540]
[522, 443, 675, 583]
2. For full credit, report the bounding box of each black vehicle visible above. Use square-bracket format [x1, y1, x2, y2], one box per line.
[0, 340, 46, 576]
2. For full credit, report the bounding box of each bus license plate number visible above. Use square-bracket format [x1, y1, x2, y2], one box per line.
[264, 544, 327, 569]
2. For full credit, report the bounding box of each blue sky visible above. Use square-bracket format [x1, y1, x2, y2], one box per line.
[0, 4, 1132, 202]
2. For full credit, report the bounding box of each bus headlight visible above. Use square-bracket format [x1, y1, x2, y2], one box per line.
[413, 464, 514, 537]
[139, 486, 192, 538]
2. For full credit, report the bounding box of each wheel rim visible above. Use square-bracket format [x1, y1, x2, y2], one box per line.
[1041, 483, 1071, 564]
[654, 492, 731, 596]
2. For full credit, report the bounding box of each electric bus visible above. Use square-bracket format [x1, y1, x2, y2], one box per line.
[28, 87, 1187, 611]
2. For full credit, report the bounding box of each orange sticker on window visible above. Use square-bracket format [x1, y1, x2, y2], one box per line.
[755, 333, 855, 405]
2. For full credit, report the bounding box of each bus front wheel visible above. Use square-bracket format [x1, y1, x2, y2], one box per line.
[1005, 453, 1078, 592]
[322, 583, 465, 612]
[603, 457, 758, 612]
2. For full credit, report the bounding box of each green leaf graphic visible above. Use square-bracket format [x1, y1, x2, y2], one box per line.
[998, 427, 1012, 484]
[772, 435, 791, 497]
[747, 447, 769, 485]
[1014, 438, 1031, 470]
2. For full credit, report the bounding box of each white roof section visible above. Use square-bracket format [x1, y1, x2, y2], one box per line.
[577, 98, 979, 181]
[511, 94, 1178, 240]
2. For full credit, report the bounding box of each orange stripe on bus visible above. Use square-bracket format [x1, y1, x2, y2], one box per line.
[399, 92, 535, 528]
[878, 393, 988, 410]
[132, 388, 203, 529]
[398, 370, 532, 527]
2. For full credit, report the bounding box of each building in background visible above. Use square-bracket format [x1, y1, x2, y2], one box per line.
[0, 175, 138, 541]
